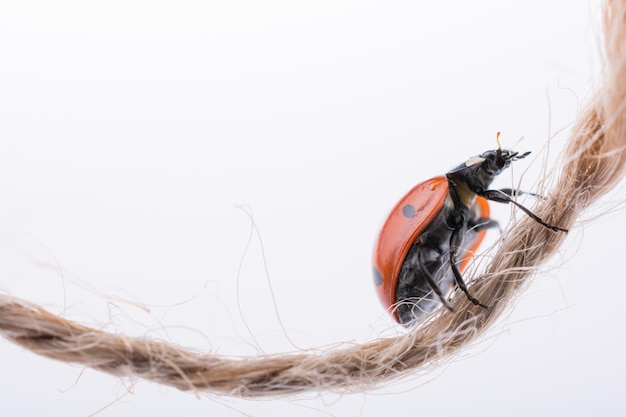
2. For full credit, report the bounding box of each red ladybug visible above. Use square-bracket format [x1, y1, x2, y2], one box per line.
[373, 136, 568, 325]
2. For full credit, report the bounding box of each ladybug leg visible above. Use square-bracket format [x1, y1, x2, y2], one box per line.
[472, 217, 500, 233]
[472, 217, 504, 242]
[449, 229, 489, 309]
[477, 189, 568, 233]
[416, 248, 454, 312]
[497, 188, 545, 200]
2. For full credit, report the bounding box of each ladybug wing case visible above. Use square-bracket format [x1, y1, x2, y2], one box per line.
[372, 177, 448, 318]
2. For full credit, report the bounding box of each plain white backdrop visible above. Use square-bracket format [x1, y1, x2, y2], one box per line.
[1, 0, 624, 416]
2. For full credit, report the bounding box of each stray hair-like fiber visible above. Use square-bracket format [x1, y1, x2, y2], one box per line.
[1, 0, 626, 398]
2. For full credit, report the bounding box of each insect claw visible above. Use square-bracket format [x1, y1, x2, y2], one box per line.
[442, 298, 454, 312]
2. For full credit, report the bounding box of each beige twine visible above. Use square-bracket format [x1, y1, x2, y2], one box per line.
[2, 0, 626, 398]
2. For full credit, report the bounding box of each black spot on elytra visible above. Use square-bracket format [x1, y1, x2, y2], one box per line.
[373, 267, 383, 286]
[402, 204, 416, 218]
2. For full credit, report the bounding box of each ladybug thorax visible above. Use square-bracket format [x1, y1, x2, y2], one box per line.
[445, 179, 477, 209]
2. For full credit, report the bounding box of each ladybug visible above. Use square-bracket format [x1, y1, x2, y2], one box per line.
[372, 134, 568, 326]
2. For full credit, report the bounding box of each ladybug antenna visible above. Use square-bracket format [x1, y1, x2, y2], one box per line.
[495, 131, 503, 159]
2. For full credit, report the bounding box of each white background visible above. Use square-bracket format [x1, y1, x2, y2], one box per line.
[1, 0, 624, 416]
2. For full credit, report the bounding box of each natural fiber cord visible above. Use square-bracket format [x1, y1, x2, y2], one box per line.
[2, 0, 626, 398]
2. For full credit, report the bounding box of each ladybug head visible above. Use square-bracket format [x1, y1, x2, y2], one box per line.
[447, 147, 531, 192]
